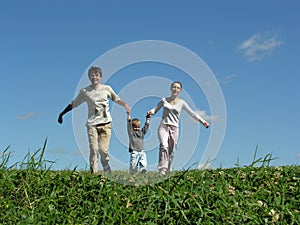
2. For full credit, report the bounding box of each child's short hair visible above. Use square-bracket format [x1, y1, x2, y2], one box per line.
[132, 118, 141, 127]
[88, 66, 102, 78]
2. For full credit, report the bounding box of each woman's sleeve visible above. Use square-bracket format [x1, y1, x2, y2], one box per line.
[182, 100, 206, 124]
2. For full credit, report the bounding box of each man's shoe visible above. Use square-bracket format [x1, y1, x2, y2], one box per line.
[103, 164, 111, 173]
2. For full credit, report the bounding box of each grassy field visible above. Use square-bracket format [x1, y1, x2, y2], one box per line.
[0, 142, 299, 224]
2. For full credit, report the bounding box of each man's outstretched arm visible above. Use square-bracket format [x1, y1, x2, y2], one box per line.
[58, 103, 73, 124]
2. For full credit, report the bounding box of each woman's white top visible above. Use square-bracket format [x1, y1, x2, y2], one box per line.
[149, 97, 206, 127]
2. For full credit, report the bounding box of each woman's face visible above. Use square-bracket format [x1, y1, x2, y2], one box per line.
[171, 82, 182, 96]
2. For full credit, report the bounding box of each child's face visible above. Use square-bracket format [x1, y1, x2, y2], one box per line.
[132, 122, 141, 131]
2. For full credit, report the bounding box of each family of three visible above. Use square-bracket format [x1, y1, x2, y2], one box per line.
[58, 66, 210, 175]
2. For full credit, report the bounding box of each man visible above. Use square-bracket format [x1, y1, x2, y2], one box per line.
[58, 66, 130, 174]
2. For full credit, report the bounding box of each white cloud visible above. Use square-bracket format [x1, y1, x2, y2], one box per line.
[49, 148, 68, 155]
[195, 110, 221, 122]
[221, 73, 237, 84]
[16, 112, 36, 120]
[74, 149, 89, 156]
[238, 31, 284, 61]
[223, 74, 237, 81]
[203, 80, 213, 87]
[205, 73, 237, 86]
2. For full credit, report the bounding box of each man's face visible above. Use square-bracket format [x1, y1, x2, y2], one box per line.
[89, 72, 101, 86]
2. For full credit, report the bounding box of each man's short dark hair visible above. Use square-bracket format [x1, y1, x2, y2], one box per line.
[88, 66, 102, 77]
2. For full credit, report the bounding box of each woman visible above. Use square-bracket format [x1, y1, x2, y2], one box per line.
[148, 81, 209, 175]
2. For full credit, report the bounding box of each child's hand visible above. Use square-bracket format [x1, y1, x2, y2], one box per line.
[146, 113, 151, 119]
[126, 111, 130, 120]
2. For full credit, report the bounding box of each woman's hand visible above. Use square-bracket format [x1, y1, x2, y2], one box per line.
[203, 121, 210, 128]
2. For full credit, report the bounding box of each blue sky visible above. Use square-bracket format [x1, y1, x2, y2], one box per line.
[0, 0, 299, 171]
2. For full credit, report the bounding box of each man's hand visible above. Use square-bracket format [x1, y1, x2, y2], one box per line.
[58, 114, 63, 124]
[57, 104, 73, 124]
[125, 104, 131, 114]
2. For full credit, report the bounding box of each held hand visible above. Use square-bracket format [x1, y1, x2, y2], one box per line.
[125, 104, 131, 114]
[146, 113, 151, 119]
[126, 111, 130, 120]
[203, 121, 210, 128]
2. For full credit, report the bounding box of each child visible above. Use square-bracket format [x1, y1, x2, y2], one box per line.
[127, 112, 150, 173]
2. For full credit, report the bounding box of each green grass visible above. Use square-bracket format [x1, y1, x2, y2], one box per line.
[0, 141, 299, 224]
